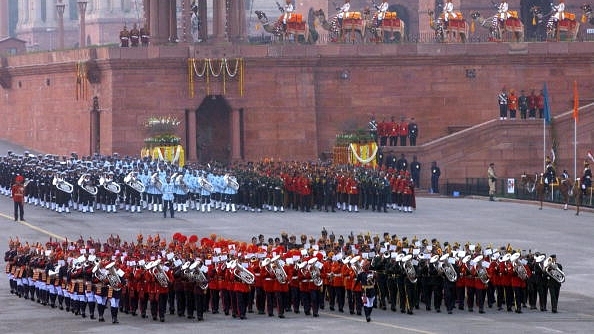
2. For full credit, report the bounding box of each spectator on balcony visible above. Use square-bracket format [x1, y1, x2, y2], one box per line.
[389, 116, 398, 147]
[518, 90, 528, 120]
[536, 90, 545, 119]
[497, 87, 508, 120]
[408, 118, 418, 146]
[399, 118, 408, 146]
[508, 89, 518, 119]
[528, 89, 537, 119]
[378, 117, 389, 146]
[368, 115, 378, 143]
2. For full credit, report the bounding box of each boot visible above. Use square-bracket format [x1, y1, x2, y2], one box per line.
[489, 195, 494, 201]
[111, 307, 119, 324]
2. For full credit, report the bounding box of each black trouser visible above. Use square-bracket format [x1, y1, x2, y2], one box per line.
[13, 201, 24, 220]
[548, 282, 560, 312]
[537, 280, 549, 310]
[163, 200, 174, 217]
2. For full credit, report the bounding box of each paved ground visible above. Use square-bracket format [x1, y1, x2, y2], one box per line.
[1, 139, 593, 333]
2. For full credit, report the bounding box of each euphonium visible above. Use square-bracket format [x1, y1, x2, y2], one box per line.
[189, 259, 209, 290]
[175, 174, 189, 194]
[101, 176, 121, 194]
[78, 173, 98, 196]
[542, 257, 565, 284]
[223, 174, 240, 191]
[53, 176, 74, 194]
[473, 255, 489, 284]
[151, 173, 163, 192]
[148, 259, 170, 287]
[104, 262, 123, 291]
[266, 255, 288, 284]
[438, 254, 458, 283]
[511, 252, 528, 280]
[308, 257, 323, 287]
[349, 255, 363, 275]
[198, 175, 214, 193]
[125, 172, 145, 193]
[229, 260, 255, 285]
[49, 264, 61, 278]
[401, 254, 417, 284]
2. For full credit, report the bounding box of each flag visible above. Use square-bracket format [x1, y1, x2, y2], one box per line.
[543, 83, 552, 125]
[573, 80, 579, 123]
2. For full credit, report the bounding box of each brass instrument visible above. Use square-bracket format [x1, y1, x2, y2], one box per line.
[307, 257, 323, 287]
[124, 172, 146, 193]
[511, 252, 528, 281]
[228, 259, 255, 285]
[175, 174, 190, 194]
[264, 255, 288, 284]
[223, 173, 240, 191]
[185, 259, 209, 290]
[473, 255, 490, 284]
[437, 254, 458, 283]
[77, 173, 98, 196]
[542, 257, 565, 284]
[104, 262, 123, 291]
[198, 175, 214, 192]
[349, 255, 363, 275]
[401, 254, 417, 284]
[48, 264, 61, 277]
[147, 259, 170, 288]
[100, 176, 121, 194]
[151, 173, 163, 192]
[53, 176, 74, 194]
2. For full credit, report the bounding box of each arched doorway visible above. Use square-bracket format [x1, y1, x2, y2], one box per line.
[195, 95, 232, 163]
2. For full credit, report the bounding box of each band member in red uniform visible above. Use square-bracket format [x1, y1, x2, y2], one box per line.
[345, 173, 359, 212]
[510, 253, 531, 313]
[12, 175, 25, 221]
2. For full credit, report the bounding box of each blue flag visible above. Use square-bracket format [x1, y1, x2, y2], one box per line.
[543, 83, 551, 125]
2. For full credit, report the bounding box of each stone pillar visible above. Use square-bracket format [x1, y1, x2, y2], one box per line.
[169, 0, 177, 42]
[212, 0, 226, 42]
[33, 0, 44, 25]
[198, 0, 207, 41]
[228, 0, 245, 42]
[0, 0, 8, 38]
[56, 1, 66, 49]
[230, 107, 241, 161]
[143, 0, 150, 32]
[77, 1, 88, 48]
[149, 0, 172, 44]
[187, 109, 197, 161]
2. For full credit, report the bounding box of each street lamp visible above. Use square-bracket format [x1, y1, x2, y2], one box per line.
[77, 0, 88, 48]
[56, 0, 66, 49]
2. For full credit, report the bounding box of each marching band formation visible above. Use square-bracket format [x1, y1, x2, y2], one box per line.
[5, 229, 565, 324]
[0, 151, 416, 216]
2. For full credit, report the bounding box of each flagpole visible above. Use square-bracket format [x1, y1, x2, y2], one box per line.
[574, 116, 577, 180]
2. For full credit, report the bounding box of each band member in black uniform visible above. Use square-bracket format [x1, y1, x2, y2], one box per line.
[371, 251, 389, 310]
[547, 254, 562, 313]
[357, 260, 376, 322]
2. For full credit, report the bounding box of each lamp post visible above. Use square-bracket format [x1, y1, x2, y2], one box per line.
[77, 0, 88, 48]
[56, 0, 66, 49]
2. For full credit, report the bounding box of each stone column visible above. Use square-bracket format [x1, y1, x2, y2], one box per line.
[149, 0, 171, 44]
[77, 1, 88, 48]
[0, 0, 8, 38]
[56, 1, 66, 49]
[181, 0, 191, 43]
[186, 109, 197, 161]
[230, 107, 241, 161]
[169, 0, 177, 42]
[212, 0, 226, 42]
[198, 0, 207, 41]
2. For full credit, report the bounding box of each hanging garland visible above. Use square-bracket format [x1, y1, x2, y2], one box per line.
[75, 62, 88, 101]
[349, 142, 378, 165]
[187, 58, 244, 98]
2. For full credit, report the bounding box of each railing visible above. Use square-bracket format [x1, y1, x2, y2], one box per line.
[444, 178, 592, 207]
[247, 31, 590, 44]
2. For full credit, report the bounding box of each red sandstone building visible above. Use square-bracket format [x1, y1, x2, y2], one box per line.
[0, 0, 593, 184]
